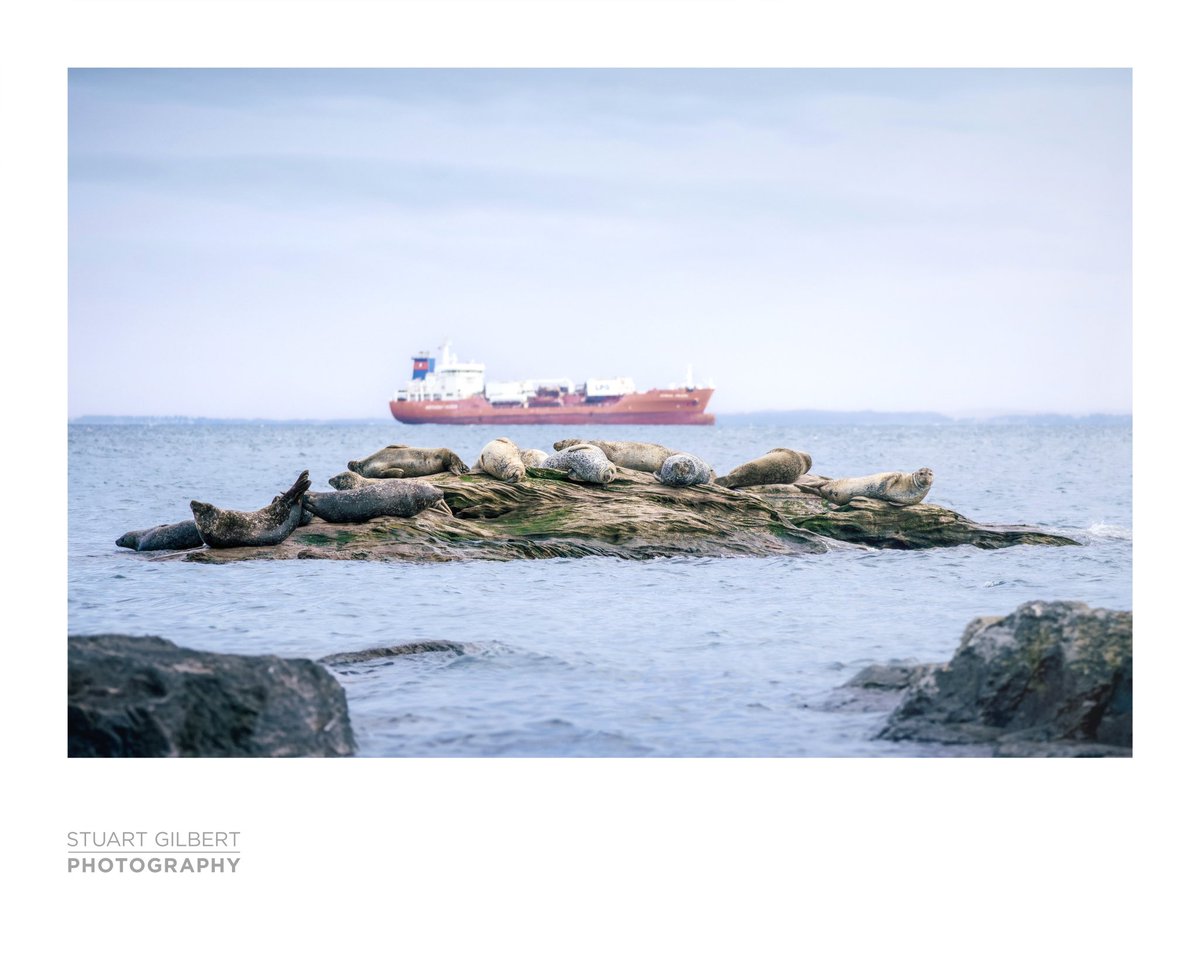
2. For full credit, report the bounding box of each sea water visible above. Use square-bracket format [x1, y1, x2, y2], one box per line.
[68, 420, 1131, 757]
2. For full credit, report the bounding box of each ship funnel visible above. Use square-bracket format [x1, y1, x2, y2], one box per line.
[412, 353, 435, 380]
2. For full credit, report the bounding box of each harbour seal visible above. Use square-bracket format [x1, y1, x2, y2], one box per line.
[520, 448, 549, 469]
[715, 448, 813, 488]
[552, 438, 679, 473]
[328, 470, 383, 490]
[303, 479, 449, 523]
[654, 453, 716, 487]
[542, 443, 617, 485]
[348, 445, 467, 479]
[800, 468, 934, 506]
[190, 471, 311, 548]
[115, 519, 204, 552]
[474, 438, 526, 483]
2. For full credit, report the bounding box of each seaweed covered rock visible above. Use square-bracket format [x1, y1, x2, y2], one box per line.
[177, 468, 828, 562]
[879, 601, 1132, 756]
[791, 497, 1078, 550]
[68, 634, 356, 757]
[128, 468, 1081, 563]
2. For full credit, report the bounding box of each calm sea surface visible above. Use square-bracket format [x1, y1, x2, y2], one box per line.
[68, 421, 1132, 757]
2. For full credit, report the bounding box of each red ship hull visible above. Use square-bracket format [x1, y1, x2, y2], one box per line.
[390, 388, 715, 425]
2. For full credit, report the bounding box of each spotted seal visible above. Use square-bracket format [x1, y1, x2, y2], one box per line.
[800, 468, 934, 506]
[542, 443, 617, 485]
[303, 478, 449, 523]
[519, 448, 549, 469]
[190, 471, 311, 548]
[552, 438, 679, 473]
[348, 445, 467, 478]
[715, 448, 813, 488]
[474, 438, 526, 483]
[116, 519, 204, 552]
[654, 453, 716, 487]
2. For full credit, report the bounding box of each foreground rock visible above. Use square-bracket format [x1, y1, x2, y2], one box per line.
[68, 634, 355, 757]
[867, 601, 1132, 757]
[125, 469, 1076, 563]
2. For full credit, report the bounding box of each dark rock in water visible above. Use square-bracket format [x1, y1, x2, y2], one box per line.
[115, 520, 204, 552]
[68, 634, 355, 758]
[793, 497, 1080, 550]
[318, 641, 468, 666]
[878, 601, 1131, 756]
[846, 661, 935, 691]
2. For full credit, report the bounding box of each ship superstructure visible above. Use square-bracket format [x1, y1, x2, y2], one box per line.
[390, 341, 714, 425]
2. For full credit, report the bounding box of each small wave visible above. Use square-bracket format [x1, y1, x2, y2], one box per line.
[1085, 523, 1132, 541]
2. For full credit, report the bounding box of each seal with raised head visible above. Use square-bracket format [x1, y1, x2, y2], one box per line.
[474, 438, 526, 483]
[520, 448, 549, 469]
[542, 443, 617, 485]
[654, 453, 716, 487]
[348, 445, 467, 479]
[552, 438, 679, 473]
[800, 468, 934, 506]
[715, 448, 813, 488]
[190, 471, 311, 548]
[328, 470, 383, 491]
[116, 519, 204, 552]
[303, 478, 449, 523]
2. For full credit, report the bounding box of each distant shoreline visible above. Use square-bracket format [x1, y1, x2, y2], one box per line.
[70, 411, 1133, 427]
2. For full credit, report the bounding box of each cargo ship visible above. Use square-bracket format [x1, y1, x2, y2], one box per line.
[389, 342, 715, 425]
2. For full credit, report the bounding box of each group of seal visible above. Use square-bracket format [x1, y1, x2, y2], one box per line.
[116, 435, 936, 553]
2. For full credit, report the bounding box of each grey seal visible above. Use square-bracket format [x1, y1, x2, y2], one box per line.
[655, 453, 716, 487]
[519, 448, 550, 469]
[116, 519, 204, 552]
[542, 443, 617, 485]
[303, 479, 449, 523]
[800, 468, 935, 506]
[474, 438, 526, 483]
[552, 438, 679, 473]
[348, 444, 467, 479]
[190, 471, 311, 548]
[716, 448, 813, 488]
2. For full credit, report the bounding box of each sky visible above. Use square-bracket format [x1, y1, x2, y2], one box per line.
[68, 68, 1131, 418]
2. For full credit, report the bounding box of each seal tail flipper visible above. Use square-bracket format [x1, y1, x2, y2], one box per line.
[430, 499, 454, 517]
[713, 475, 732, 487]
[277, 470, 311, 507]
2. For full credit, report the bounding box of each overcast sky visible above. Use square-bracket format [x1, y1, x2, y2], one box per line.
[68, 69, 1130, 418]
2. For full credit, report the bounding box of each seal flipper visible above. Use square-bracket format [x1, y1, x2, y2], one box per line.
[277, 470, 312, 508]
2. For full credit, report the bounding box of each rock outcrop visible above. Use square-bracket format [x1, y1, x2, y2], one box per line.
[68, 634, 356, 757]
[789, 497, 1077, 550]
[876, 601, 1132, 756]
[121, 469, 1076, 563]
